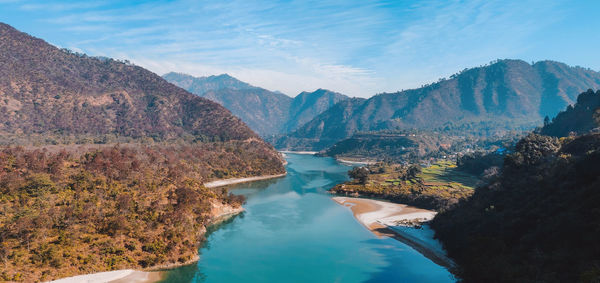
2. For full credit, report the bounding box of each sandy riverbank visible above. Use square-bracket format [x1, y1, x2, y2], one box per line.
[336, 158, 377, 165]
[204, 173, 287, 188]
[47, 269, 162, 283]
[332, 197, 455, 269]
[279, 150, 318, 155]
[333, 197, 436, 229]
[48, 200, 245, 283]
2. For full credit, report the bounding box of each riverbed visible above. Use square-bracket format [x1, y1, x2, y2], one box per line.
[160, 153, 455, 282]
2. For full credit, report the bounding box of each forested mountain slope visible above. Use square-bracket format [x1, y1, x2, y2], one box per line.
[163, 73, 349, 136]
[278, 60, 600, 150]
[539, 89, 600, 137]
[162, 73, 254, 95]
[432, 90, 600, 282]
[201, 87, 292, 136]
[283, 89, 349, 132]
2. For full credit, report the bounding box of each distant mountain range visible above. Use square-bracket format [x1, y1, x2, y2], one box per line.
[162, 73, 254, 96]
[163, 72, 349, 136]
[276, 59, 600, 150]
[284, 89, 350, 133]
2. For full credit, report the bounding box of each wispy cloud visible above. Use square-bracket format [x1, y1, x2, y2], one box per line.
[20, 1, 107, 12]
[372, 0, 567, 91]
[1, 0, 597, 97]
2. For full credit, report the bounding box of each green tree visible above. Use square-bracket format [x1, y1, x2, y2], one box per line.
[406, 165, 422, 179]
[348, 167, 369, 184]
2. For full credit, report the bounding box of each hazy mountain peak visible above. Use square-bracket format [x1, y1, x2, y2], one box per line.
[162, 72, 255, 95]
[213, 73, 235, 79]
[284, 89, 350, 132]
[164, 73, 350, 136]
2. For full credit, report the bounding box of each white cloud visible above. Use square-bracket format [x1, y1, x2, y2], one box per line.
[127, 55, 379, 97]
[20, 1, 106, 12]
[16, 0, 580, 98]
[373, 0, 566, 93]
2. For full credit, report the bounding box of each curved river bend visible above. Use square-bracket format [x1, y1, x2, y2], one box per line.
[161, 153, 455, 282]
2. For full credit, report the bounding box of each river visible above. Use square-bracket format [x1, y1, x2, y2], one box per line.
[160, 153, 455, 282]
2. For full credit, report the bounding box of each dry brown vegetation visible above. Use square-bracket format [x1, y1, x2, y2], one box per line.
[0, 23, 255, 142]
[0, 22, 287, 282]
[0, 142, 284, 282]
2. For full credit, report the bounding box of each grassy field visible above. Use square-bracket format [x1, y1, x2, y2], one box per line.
[419, 160, 480, 189]
[331, 161, 479, 211]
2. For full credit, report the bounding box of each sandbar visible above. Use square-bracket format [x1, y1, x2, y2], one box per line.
[47, 269, 162, 283]
[332, 196, 455, 270]
[204, 173, 286, 188]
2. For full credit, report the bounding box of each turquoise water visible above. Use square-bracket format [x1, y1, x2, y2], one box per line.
[161, 154, 455, 283]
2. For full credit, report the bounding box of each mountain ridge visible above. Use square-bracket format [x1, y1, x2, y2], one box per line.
[284, 88, 349, 132]
[277, 59, 600, 150]
[163, 73, 350, 136]
[0, 22, 258, 142]
[162, 72, 255, 95]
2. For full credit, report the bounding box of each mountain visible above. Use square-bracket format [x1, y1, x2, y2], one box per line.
[0, 23, 260, 143]
[163, 72, 291, 135]
[162, 72, 254, 95]
[273, 97, 366, 149]
[202, 88, 291, 136]
[431, 90, 600, 282]
[201, 88, 292, 136]
[0, 21, 286, 174]
[278, 60, 600, 150]
[163, 73, 349, 136]
[283, 88, 349, 132]
[0, 22, 287, 281]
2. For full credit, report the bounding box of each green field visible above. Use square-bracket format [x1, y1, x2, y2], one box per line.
[419, 160, 480, 189]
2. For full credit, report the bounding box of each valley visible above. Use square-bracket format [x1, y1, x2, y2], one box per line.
[1, 2, 600, 281]
[0, 23, 285, 282]
[159, 153, 455, 283]
[172, 70, 600, 282]
[163, 73, 349, 136]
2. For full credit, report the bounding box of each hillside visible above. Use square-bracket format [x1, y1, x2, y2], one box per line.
[273, 97, 367, 149]
[201, 88, 292, 136]
[431, 90, 600, 282]
[539, 89, 600, 137]
[283, 89, 349, 132]
[163, 73, 349, 136]
[0, 142, 284, 281]
[0, 22, 285, 281]
[278, 60, 600, 150]
[0, 24, 259, 143]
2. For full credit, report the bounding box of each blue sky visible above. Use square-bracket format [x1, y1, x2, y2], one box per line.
[1, 0, 599, 97]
